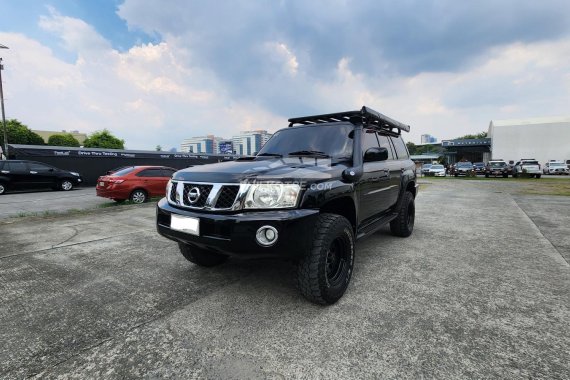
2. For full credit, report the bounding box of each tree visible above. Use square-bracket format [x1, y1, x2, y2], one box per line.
[456, 131, 487, 140]
[83, 129, 125, 149]
[406, 142, 417, 155]
[155, 145, 162, 151]
[0, 119, 44, 147]
[48, 133, 80, 147]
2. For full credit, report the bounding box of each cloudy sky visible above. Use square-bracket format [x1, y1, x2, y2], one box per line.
[1, 0, 569, 150]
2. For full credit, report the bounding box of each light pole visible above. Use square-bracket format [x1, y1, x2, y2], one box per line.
[0, 43, 9, 159]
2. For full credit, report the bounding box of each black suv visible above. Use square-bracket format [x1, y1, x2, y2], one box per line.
[156, 107, 417, 304]
[0, 160, 83, 194]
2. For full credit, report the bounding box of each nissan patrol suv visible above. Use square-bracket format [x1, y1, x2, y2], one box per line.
[156, 107, 417, 305]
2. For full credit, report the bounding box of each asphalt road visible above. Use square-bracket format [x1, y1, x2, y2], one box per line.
[0, 187, 107, 219]
[0, 180, 568, 379]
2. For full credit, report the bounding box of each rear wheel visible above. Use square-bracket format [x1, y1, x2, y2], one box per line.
[129, 189, 147, 203]
[390, 191, 415, 237]
[297, 214, 355, 305]
[536, 174, 541, 179]
[178, 243, 228, 267]
[60, 179, 73, 191]
[485, 173, 489, 178]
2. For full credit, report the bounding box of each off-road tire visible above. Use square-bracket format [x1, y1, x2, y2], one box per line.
[178, 243, 228, 267]
[297, 214, 355, 305]
[390, 191, 415, 237]
[130, 189, 147, 204]
[60, 179, 73, 191]
[0, 182, 6, 195]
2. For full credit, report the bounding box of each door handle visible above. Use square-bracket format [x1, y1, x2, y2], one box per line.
[1, 170, 9, 174]
[30, 171, 38, 174]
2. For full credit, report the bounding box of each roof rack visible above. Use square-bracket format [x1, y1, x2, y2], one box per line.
[288, 106, 410, 134]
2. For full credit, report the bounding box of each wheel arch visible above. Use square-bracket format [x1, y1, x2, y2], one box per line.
[319, 196, 357, 231]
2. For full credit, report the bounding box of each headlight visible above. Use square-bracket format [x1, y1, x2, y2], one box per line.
[70, 172, 80, 176]
[244, 184, 301, 209]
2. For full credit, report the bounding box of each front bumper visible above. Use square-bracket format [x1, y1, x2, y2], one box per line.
[156, 198, 320, 259]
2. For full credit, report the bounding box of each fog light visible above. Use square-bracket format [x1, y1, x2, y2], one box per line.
[256, 226, 278, 247]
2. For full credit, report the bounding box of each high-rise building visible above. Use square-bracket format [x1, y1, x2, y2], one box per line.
[231, 130, 272, 156]
[421, 134, 437, 144]
[180, 135, 225, 154]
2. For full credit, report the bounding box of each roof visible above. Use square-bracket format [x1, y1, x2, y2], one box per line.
[490, 116, 570, 127]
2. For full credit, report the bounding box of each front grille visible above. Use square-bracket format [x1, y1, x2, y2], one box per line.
[182, 184, 212, 207]
[215, 185, 240, 209]
[170, 181, 178, 202]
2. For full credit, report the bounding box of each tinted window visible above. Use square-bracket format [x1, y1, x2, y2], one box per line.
[6, 162, 27, 171]
[137, 169, 163, 177]
[362, 129, 380, 156]
[390, 136, 409, 159]
[0, 161, 4, 170]
[257, 124, 353, 159]
[29, 162, 53, 171]
[162, 169, 176, 177]
[111, 167, 136, 176]
[377, 134, 395, 160]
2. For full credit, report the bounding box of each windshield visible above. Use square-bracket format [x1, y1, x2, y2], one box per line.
[550, 163, 565, 167]
[422, 164, 432, 168]
[490, 162, 506, 168]
[257, 124, 353, 160]
[522, 161, 539, 165]
[457, 162, 473, 168]
[431, 165, 443, 169]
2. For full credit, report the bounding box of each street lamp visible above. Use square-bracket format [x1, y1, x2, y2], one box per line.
[0, 43, 9, 159]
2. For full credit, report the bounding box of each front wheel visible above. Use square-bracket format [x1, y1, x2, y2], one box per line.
[0, 182, 6, 195]
[390, 191, 415, 237]
[129, 189, 147, 203]
[178, 243, 228, 267]
[297, 214, 355, 305]
[60, 179, 73, 191]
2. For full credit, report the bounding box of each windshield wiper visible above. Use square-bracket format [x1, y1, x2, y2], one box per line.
[288, 150, 330, 158]
[257, 152, 283, 157]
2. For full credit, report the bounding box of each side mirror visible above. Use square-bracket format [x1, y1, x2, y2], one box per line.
[364, 147, 388, 162]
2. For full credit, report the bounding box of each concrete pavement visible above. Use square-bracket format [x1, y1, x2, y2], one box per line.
[0, 180, 568, 379]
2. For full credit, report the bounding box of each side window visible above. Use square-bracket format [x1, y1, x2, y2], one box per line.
[29, 163, 51, 171]
[377, 134, 395, 160]
[6, 162, 27, 171]
[390, 136, 409, 159]
[0, 161, 4, 170]
[162, 169, 176, 177]
[137, 169, 162, 177]
[362, 129, 380, 156]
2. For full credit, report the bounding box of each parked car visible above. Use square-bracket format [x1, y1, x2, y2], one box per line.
[473, 162, 486, 174]
[427, 164, 446, 177]
[543, 161, 569, 175]
[421, 164, 432, 176]
[507, 160, 515, 176]
[96, 166, 178, 203]
[485, 160, 509, 178]
[513, 159, 541, 178]
[0, 160, 82, 195]
[454, 161, 474, 177]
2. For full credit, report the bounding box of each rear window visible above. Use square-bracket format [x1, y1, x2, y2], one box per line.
[111, 167, 136, 176]
[522, 161, 539, 165]
[390, 136, 409, 159]
[550, 163, 565, 167]
[5, 162, 27, 171]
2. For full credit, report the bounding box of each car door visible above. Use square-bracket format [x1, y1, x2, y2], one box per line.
[379, 134, 400, 207]
[27, 162, 57, 187]
[136, 168, 164, 196]
[3, 161, 30, 189]
[357, 129, 391, 224]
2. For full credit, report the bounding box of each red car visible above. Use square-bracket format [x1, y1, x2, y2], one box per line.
[96, 166, 178, 203]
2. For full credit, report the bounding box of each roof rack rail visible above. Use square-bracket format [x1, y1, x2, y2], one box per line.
[288, 106, 410, 134]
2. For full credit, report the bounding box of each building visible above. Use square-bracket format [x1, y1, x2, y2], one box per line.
[180, 135, 225, 154]
[231, 130, 272, 156]
[441, 138, 491, 164]
[488, 117, 570, 164]
[32, 130, 88, 145]
[421, 134, 437, 144]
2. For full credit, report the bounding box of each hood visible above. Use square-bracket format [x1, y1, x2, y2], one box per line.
[172, 157, 348, 183]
